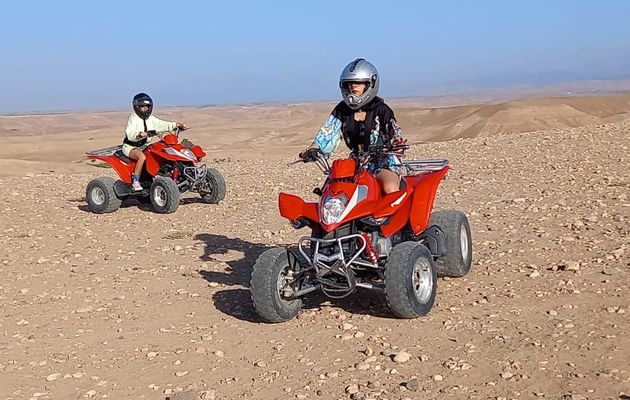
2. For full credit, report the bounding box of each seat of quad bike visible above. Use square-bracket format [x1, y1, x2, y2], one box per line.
[114, 150, 134, 164]
[399, 177, 407, 190]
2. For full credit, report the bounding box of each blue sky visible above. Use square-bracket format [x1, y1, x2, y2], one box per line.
[1, 0, 629, 113]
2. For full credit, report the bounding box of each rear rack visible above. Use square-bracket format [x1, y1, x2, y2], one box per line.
[86, 145, 122, 156]
[397, 159, 449, 174]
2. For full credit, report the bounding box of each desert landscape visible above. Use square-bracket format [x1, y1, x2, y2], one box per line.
[0, 92, 629, 400]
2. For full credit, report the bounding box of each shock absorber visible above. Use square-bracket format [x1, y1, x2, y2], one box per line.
[172, 167, 180, 183]
[361, 232, 379, 265]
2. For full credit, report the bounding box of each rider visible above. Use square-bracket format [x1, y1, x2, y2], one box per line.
[123, 93, 186, 191]
[300, 58, 407, 194]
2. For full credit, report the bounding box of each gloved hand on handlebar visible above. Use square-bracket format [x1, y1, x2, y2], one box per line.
[176, 122, 187, 131]
[393, 135, 407, 146]
[299, 147, 320, 161]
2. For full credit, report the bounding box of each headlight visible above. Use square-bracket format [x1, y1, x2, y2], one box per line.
[181, 148, 196, 160]
[321, 195, 347, 225]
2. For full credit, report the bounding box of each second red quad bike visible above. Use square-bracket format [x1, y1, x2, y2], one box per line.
[85, 128, 226, 214]
[250, 146, 472, 322]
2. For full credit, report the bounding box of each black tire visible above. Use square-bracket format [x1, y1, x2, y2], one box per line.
[200, 168, 226, 204]
[429, 210, 472, 277]
[385, 242, 437, 319]
[86, 177, 122, 214]
[250, 248, 303, 323]
[150, 176, 180, 214]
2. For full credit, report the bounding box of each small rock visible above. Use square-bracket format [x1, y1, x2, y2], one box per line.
[602, 267, 620, 276]
[75, 305, 93, 314]
[501, 371, 514, 379]
[356, 362, 371, 371]
[168, 391, 201, 400]
[566, 261, 580, 272]
[175, 370, 189, 377]
[345, 384, 359, 394]
[46, 373, 61, 381]
[393, 351, 411, 363]
[433, 374, 443, 381]
[405, 378, 420, 391]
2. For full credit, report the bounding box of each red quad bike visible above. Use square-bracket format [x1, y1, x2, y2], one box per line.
[85, 128, 226, 214]
[250, 146, 472, 322]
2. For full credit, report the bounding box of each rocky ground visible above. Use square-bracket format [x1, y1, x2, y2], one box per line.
[0, 122, 629, 400]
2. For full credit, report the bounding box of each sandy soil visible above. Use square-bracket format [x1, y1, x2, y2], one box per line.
[0, 94, 629, 400]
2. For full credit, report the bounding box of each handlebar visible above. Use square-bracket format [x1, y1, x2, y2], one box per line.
[146, 126, 188, 140]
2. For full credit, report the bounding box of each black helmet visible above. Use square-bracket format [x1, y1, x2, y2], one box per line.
[132, 93, 153, 119]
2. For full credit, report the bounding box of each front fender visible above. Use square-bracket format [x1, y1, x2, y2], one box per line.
[279, 193, 319, 223]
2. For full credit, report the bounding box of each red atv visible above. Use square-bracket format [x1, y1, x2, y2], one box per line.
[85, 128, 226, 214]
[250, 146, 472, 322]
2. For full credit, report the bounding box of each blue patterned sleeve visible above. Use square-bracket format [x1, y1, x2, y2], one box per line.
[389, 118, 405, 140]
[314, 114, 343, 155]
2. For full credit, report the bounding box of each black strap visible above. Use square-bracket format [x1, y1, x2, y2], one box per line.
[123, 118, 149, 147]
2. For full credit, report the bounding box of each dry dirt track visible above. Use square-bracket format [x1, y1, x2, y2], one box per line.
[0, 122, 629, 400]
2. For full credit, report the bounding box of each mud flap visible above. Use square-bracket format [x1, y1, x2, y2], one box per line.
[415, 225, 446, 258]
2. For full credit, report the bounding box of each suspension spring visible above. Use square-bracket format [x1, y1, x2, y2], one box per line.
[361, 232, 379, 265]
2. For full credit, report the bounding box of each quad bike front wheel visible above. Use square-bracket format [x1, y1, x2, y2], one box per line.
[250, 247, 303, 323]
[150, 176, 180, 214]
[86, 176, 122, 214]
[385, 242, 437, 319]
[200, 167, 226, 204]
[429, 210, 472, 277]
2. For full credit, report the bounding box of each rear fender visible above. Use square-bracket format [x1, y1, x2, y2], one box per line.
[409, 167, 449, 234]
[191, 145, 206, 159]
[87, 154, 134, 183]
[279, 193, 319, 224]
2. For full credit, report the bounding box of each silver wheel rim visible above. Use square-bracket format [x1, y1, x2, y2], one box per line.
[91, 187, 106, 206]
[153, 186, 167, 207]
[460, 224, 470, 263]
[412, 257, 433, 303]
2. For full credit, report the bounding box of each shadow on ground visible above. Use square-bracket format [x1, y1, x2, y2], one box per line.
[194, 233, 397, 322]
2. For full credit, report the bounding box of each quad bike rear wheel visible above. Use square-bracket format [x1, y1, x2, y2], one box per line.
[200, 168, 226, 204]
[150, 176, 180, 214]
[385, 242, 437, 319]
[86, 177, 122, 214]
[429, 210, 472, 277]
[250, 247, 303, 323]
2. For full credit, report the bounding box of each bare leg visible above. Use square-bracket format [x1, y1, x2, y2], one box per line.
[128, 148, 146, 177]
[376, 168, 401, 194]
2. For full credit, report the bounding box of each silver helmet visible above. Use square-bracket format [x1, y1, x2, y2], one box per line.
[339, 58, 379, 110]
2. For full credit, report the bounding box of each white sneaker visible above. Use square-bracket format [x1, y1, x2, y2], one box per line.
[132, 181, 143, 191]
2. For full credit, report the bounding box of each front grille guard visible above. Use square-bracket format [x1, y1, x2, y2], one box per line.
[298, 233, 379, 272]
[182, 163, 207, 185]
[298, 234, 384, 298]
